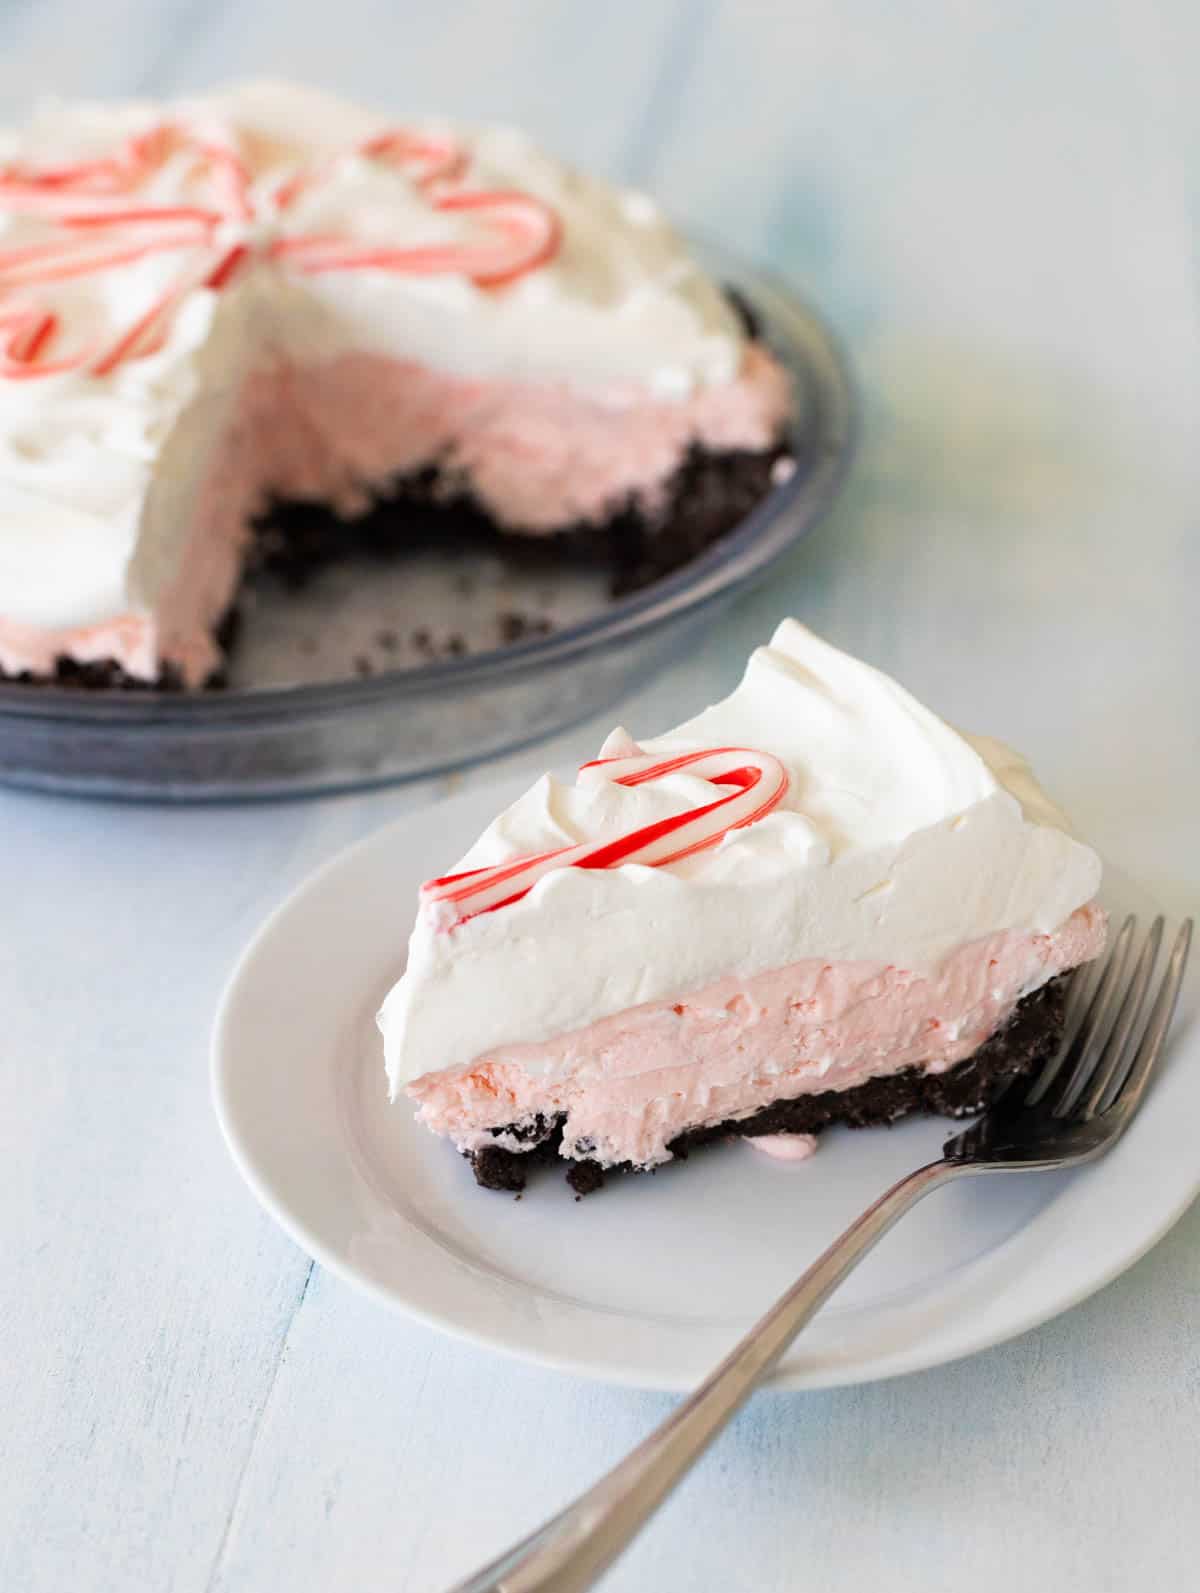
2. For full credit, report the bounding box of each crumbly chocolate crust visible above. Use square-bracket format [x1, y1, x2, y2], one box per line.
[249, 439, 791, 598]
[1, 657, 182, 691]
[468, 976, 1069, 1196]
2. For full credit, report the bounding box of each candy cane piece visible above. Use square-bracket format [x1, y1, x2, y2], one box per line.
[431, 188, 561, 285]
[273, 130, 466, 214]
[91, 243, 227, 375]
[421, 747, 789, 929]
[0, 121, 245, 219]
[274, 188, 559, 286]
[0, 305, 75, 377]
[0, 219, 214, 288]
[359, 130, 468, 190]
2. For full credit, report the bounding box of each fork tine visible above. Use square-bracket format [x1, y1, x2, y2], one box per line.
[1079, 917, 1162, 1118]
[1025, 915, 1135, 1109]
[1061, 954, 1101, 1036]
[1053, 916, 1139, 1116]
[1024, 939, 1115, 1106]
[1105, 918, 1192, 1120]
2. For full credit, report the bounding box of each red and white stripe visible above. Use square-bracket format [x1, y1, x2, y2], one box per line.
[420, 746, 790, 930]
[0, 121, 561, 381]
[272, 188, 560, 288]
[271, 129, 466, 213]
[0, 303, 76, 378]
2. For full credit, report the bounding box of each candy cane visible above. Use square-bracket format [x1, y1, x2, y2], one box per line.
[0, 217, 215, 289]
[91, 242, 231, 375]
[272, 188, 560, 286]
[0, 120, 561, 381]
[0, 304, 75, 378]
[271, 129, 465, 212]
[421, 747, 790, 930]
[0, 122, 244, 220]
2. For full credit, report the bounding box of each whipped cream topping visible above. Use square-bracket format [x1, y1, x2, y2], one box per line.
[381, 621, 1103, 1088]
[0, 81, 749, 635]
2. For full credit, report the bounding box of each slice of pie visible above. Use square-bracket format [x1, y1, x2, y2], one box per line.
[378, 621, 1106, 1193]
[0, 82, 792, 688]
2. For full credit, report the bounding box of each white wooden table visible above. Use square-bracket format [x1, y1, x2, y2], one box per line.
[4, 4, 1199, 1589]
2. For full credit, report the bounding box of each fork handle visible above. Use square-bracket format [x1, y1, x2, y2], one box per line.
[449, 1157, 958, 1593]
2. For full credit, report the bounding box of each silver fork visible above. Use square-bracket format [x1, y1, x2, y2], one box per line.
[450, 915, 1193, 1593]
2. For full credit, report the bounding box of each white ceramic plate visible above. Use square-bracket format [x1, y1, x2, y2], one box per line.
[212, 780, 1199, 1391]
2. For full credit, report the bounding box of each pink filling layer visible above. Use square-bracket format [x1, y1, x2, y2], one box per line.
[407, 904, 1108, 1168]
[2, 344, 790, 682]
[269, 343, 791, 532]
